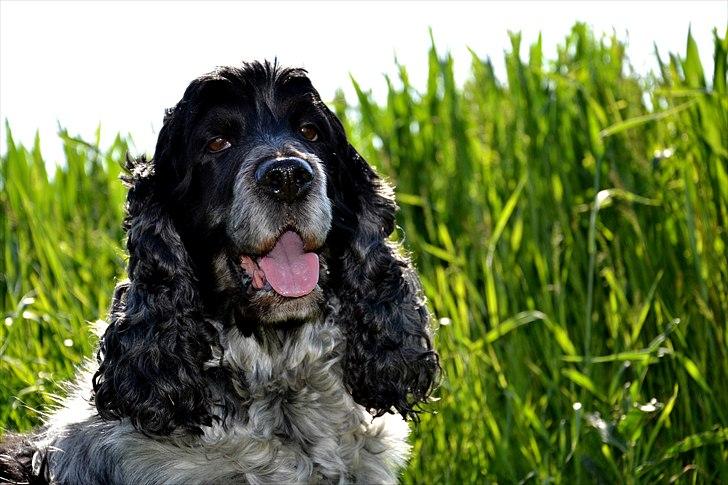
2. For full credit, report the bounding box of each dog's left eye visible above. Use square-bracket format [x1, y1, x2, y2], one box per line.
[206, 137, 231, 153]
[299, 124, 319, 142]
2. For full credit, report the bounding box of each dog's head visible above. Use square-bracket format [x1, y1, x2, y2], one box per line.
[154, 64, 338, 324]
[92, 62, 439, 435]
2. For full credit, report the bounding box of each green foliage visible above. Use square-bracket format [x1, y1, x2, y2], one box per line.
[2, 24, 728, 483]
[1, 127, 128, 427]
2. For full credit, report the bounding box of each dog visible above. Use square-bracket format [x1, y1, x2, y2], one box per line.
[0, 61, 439, 484]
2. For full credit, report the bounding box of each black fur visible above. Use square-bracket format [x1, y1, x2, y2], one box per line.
[91, 157, 219, 436]
[0, 433, 46, 484]
[323, 111, 439, 419]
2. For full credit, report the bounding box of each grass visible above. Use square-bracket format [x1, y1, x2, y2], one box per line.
[2, 24, 728, 483]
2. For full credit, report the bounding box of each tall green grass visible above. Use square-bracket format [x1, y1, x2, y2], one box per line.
[2, 24, 727, 482]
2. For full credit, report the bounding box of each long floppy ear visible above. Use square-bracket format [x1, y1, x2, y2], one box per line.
[329, 134, 440, 420]
[92, 109, 217, 436]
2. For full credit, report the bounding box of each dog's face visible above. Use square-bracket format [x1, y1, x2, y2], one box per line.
[156, 65, 347, 325]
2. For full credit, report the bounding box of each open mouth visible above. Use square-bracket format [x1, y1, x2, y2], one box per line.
[240, 230, 320, 298]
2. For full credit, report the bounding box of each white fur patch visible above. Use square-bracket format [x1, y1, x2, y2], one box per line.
[34, 312, 411, 484]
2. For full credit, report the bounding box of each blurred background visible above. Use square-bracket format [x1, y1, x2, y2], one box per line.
[0, 1, 723, 161]
[1, 1, 727, 482]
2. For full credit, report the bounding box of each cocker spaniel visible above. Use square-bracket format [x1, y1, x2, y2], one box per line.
[0, 61, 439, 484]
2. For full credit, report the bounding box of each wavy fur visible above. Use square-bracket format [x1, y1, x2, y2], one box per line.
[92, 154, 219, 436]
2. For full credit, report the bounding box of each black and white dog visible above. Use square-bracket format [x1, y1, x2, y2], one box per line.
[0, 62, 438, 484]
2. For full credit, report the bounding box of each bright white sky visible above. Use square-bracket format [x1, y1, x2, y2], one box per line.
[1, 0, 726, 164]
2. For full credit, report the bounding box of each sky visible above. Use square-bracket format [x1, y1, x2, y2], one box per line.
[1, 0, 726, 164]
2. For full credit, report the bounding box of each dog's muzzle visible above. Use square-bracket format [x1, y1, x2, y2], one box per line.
[230, 149, 331, 303]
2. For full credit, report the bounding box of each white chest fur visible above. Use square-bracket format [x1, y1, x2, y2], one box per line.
[37, 316, 410, 484]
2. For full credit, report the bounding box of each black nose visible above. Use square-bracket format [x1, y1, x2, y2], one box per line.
[255, 157, 314, 202]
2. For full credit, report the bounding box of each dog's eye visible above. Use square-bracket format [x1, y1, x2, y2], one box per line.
[206, 137, 231, 153]
[299, 124, 319, 142]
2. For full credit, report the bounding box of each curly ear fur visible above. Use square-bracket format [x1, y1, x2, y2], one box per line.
[332, 143, 440, 420]
[92, 112, 218, 436]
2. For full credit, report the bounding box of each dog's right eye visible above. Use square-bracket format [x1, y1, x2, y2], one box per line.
[206, 137, 231, 153]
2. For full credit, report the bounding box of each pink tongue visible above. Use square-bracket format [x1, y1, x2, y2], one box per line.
[258, 231, 319, 297]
